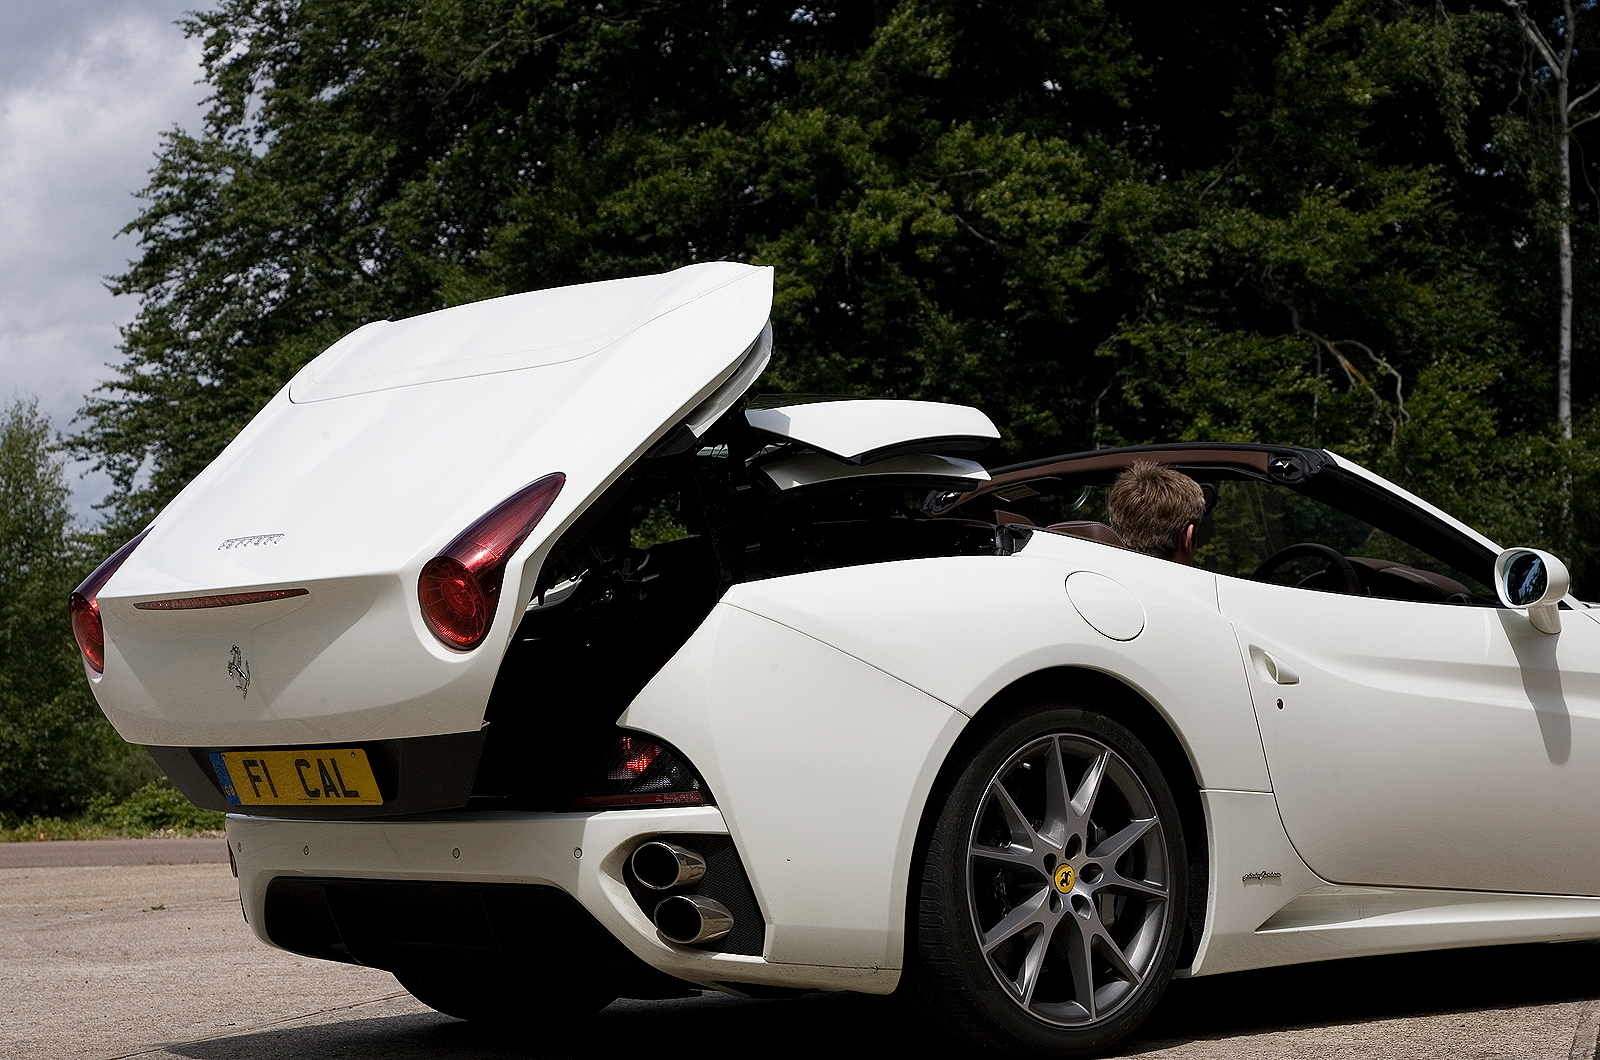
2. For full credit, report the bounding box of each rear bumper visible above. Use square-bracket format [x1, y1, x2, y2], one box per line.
[227, 807, 900, 996]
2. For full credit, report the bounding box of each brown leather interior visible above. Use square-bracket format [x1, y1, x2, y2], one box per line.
[1347, 556, 1471, 600]
[1044, 520, 1129, 548]
[993, 509, 1037, 527]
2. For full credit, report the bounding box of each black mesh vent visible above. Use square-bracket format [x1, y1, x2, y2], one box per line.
[623, 833, 765, 957]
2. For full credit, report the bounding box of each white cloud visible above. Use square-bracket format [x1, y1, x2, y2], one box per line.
[0, 2, 206, 526]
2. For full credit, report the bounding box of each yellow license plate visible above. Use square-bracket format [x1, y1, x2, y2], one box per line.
[210, 748, 382, 806]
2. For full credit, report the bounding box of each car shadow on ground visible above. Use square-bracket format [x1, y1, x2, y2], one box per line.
[1131, 938, 1600, 1053]
[168, 940, 1600, 1060]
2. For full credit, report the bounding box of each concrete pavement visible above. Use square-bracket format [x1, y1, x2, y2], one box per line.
[0, 837, 229, 869]
[3, 845, 1599, 1059]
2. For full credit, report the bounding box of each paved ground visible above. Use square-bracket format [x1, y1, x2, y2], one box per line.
[3, 838, 1600, 1059]
[0, 837, 229, 869]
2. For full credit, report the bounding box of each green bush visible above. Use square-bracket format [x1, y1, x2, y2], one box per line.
[0, 816, 116, 842]
[0, 779, 224, 841]
[86, 780, 226, 833]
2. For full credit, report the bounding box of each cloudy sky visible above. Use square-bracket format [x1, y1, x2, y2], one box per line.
[0, 0, 207, 520]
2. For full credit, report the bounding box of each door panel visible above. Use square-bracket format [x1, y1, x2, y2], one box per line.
[1219, 574, 1600, 896]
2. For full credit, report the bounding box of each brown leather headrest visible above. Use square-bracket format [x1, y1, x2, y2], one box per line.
[1044, 520, 1128, 548]
[994, 509, 1037, 527]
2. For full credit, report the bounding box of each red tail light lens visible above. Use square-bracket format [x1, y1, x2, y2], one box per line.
[608, 736, 662, 780]
[418, 473, 565, 650]
[68, 595, 104, 673]
[418, 557, 489, 646]
[69, 529, 150, 673]
[567, 734, 709, 809]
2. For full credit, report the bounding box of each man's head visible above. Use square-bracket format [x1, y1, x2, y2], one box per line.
[1108, 461, 1207, 562]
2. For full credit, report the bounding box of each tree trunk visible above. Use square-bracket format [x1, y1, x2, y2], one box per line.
[1559, 73, 1574, 440]
[1501, 0, 1592, 442]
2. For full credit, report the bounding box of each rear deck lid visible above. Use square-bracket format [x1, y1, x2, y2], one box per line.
[110, 261, 773, 597]
[292, 267, 758, 402]
[90, 263, 773, 746]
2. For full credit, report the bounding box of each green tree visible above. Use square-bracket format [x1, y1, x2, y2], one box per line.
[72, 0, 1600, 587]
[1495, 0, 1600, 441]
[75, 0, 1147, 538]
[0, 400, 148, 821]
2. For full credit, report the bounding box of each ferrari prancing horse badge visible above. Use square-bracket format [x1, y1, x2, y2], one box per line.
[228, 645, 250, 699]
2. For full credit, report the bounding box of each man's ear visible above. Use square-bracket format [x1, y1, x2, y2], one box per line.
[1177, 523, 1197, 561]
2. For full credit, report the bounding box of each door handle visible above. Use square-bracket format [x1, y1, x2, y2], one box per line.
[1250, 646, 1300, 685]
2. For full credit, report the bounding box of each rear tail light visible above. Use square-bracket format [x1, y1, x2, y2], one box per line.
[568, 733, 709, 809]
[69, 529, 150, 673]
[418, 473, 564, 650]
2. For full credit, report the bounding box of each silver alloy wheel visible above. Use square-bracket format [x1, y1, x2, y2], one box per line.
[966, 732, 1171, 1026]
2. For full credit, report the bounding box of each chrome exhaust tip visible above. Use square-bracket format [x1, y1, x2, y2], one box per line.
[653, 894, 734, 945]
[630, 840, 708, 891]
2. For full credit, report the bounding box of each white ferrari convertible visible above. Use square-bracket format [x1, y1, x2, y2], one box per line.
[73, 262, 1598, 1055]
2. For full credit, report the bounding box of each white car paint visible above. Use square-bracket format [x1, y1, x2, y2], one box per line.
[292, 265, 762, 402]
[1183, 787, 1600, 976]
[1063, 570, 1146, 640]
[745, 399, 999, 462]
[756, 450, 989, 491]
[620, 602, 967, 971]
[1222, 572, 1600, 896]
[720, 535, 1274, 792]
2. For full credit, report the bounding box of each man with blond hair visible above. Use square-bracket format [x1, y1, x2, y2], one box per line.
[1108, 460, 1207, 562]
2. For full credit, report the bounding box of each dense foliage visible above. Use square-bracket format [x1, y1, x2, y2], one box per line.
[0, 402, 157, 820]
[1, 780, 225, 841]
[70, 0, 1600, 590]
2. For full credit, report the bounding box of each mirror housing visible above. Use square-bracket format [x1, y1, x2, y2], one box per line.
[1494, 548, 1571, 634]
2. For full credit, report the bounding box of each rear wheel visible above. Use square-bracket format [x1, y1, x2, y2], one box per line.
[395, 963, 615, 1023]
[910, 707, 1187, 1056]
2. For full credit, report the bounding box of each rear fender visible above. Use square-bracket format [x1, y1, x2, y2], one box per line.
[619, 538, 1271, 972]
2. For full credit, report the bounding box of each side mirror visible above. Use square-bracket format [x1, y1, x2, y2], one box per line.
[1494, 548, 1571, 634]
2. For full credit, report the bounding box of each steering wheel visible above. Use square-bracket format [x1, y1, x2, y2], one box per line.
[1250, 543, 1362, 595]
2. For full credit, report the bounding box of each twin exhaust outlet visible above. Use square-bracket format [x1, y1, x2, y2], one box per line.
[630, 840, 734, 945]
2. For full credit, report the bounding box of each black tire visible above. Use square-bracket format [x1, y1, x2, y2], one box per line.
[909, 706, 1188, 1057]
[395, 963, 615, 1024]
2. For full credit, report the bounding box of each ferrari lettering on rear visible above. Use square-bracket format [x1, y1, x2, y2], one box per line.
[217, 533, 285, 550]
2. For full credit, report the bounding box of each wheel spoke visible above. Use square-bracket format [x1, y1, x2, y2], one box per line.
[989, 778, 1042, 850]
[1089, 815, 1157, 864]
[1017, 922, 1053, 1005]
[980, 887, 1051, 954]
[1070, 751, 1109, 821]
[1092, 926, 1143, 986]
[970, 841, 1043, 874]
[1041, 737, 1073, 845]
[1062, 914, 1098, 1020]
[1098, 866, 1167, 900]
